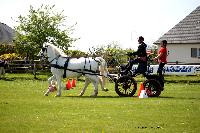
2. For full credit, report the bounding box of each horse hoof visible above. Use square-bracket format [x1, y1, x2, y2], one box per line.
[55, 94, 61, 97]
[90, 93, 98, 97]
[44, 93, 48, 96]
[102, 88, 109, 92]
[79, 92, 84, 96]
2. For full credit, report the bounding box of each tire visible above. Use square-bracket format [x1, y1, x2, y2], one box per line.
[115, 75, 137, 97]
[143, 79, 162, 97]
[145, 75, 164, 90]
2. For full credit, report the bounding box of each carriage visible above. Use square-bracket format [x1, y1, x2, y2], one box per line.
[111, 56, 164, 97]
[38, 43, 164, 97]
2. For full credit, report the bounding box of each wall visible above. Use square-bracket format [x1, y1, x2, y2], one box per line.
[158, 44, 200, 64]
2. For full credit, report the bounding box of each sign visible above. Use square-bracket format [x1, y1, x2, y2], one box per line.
[132, 65, 200, 75]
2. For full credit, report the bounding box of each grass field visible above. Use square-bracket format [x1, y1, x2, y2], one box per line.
[0, 73, 200, 133]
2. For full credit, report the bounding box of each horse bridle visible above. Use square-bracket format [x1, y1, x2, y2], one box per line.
[40, 45, 61, 64]
[41, 45, 48, 54]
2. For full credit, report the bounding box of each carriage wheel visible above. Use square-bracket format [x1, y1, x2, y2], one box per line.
[145, 75, 164, 90]
[143, 79, 162, 97]
[115, 75, 137, 97]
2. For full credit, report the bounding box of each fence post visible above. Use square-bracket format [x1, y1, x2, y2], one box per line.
[33, 62, 37, 79]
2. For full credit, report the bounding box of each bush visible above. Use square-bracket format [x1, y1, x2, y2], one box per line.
[0, 53, 22, 61]
[0, 44, 15, 54]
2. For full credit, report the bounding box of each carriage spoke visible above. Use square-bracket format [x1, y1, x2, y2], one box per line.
[115, 76, 137, 97]
[144, 79, 161, 97]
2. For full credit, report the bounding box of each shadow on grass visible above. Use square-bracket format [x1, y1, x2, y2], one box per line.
[174, 97, 200, 100]
[0, 76, 47, 81]
[49, 95, 200, 100]
[165, 80, 200, 84]
[64, 95, 121, 99]
[158, 96, 174, 99]
[1, 74, 84, 82]
[159, 96, 200, 100]
[0, 77, 15, 81]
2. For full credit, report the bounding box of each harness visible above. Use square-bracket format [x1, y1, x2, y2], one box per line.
[40, 45, 103, 78]
[50, 56, 101, 78]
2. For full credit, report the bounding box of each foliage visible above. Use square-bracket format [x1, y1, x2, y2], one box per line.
[0, 44, 15, 55]
[14, 5, 77, 59]
[0, 53, 21, 61]
[64, 50, 87, 58]
[88, 41, 131, 67]
[0, 73, 200, 133]
[147, 44, 158, 64]
[104, 43, 127, 67]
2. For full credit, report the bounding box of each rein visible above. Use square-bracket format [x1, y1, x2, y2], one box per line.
[49, 55, 61, 64]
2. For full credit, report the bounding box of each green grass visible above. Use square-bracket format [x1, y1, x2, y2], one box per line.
[0, 73, 200, 133]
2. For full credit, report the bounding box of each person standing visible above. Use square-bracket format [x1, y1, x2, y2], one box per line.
[0, 59, 6, 79]
[154, 40, 168, 80]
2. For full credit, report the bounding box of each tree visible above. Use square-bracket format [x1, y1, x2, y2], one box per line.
[147, 44, 158, 64]
[14, 5, 77, 59]
[64, 50, 87, 58]
[88, 41, 129, 67]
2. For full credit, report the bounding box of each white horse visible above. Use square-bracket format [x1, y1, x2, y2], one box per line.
[37, 43, 109, 97]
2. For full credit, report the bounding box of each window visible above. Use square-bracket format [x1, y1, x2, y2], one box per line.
[191, 48, 197, 57]
[199, 48, 200, 57]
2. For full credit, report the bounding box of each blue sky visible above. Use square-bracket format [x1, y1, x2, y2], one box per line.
[0, 0, 200, 51]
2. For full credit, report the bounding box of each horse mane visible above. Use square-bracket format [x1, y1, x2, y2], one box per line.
[45, 43, 67, 57]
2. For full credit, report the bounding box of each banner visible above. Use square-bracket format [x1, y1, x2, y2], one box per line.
[132, 65, 200, 75]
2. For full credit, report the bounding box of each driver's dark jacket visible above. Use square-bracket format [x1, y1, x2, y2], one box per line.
[129, 42, 147, 58]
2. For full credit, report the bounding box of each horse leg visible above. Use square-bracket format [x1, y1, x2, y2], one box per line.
[55, 76, 62, 97]
[99, 76, 108, 92]
[99, 63, 109, 92]
[44, 75, 56, 96]
[79, 78, 91, 96]
[90, 76, 99, 97]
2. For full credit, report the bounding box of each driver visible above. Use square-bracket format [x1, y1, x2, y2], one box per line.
[124, 36, 147, 75]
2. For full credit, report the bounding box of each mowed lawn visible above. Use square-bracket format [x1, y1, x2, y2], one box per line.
[0, 73, 199, 133]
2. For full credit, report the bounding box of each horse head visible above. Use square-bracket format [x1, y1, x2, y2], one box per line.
[37, 43, 49, 59]
[37, 43, 67, 62]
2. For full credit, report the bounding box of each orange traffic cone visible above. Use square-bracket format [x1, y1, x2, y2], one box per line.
[139, 90, 148, 98]
[71, 79, 76, 88]
[66, 79, 72, 90]
[138, 82, 144, 97]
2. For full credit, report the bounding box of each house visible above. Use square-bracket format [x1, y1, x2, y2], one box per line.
[154, 5, 200, 64]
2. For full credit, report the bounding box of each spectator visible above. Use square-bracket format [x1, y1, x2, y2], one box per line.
[0, 59, 6, 79]
[154, 40, 168, 80]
